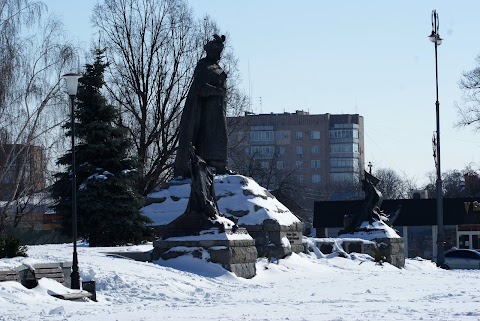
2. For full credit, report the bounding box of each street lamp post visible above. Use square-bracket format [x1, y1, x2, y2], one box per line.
[428, 10, 445, 267]
[63, 73, 82, 289]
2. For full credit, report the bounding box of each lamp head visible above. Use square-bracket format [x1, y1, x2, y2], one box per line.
[62, 73, 81, 96]
[429, 10, 442, 46]
[428, 32, 442, 46]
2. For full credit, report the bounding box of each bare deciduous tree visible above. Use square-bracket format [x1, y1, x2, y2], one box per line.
[424, 169, 469, 199]
[374, 167, 409, 200]
[0, 0, 77, 232]
[456, 55, 480, 130]
[93, 0, 248, 195]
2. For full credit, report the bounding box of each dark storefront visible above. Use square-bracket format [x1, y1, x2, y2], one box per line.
[314, 198, 480, 259]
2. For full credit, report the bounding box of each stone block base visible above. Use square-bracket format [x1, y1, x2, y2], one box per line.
[152, 230, 258, 278]
[244, 220, 305, 259]
[375, 237, 405, 268]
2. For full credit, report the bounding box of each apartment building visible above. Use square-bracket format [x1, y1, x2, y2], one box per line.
[0, 144, 45, 201]
[0, 144, 46, 230]
[227, 111, 364, 195]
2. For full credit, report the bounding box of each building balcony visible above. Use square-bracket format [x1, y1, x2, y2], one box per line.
[329, 137, 360, 144]
[329, 167, 359, 173]
[329, 152, 360, 159]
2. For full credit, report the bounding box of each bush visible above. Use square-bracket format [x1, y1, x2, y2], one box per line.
[0, 235, 28, 258]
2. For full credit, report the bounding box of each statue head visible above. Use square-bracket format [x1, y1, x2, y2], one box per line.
[204, 34, 225, 62]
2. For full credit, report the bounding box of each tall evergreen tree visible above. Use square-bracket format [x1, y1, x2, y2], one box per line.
[51, 49, 151, 247]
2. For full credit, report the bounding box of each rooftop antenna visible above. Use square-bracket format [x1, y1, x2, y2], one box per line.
[203, 17, 208, 42]
[248, 61, 253, 112]
[257, 97, 262, 113]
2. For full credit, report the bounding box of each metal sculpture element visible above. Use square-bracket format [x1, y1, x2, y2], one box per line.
[342, 171, 401, 234]
[174, 34, 228, 178]
[185, 144, 221, 221]
[162, 144, 236, 239]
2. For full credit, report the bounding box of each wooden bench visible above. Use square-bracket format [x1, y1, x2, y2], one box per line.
[32, 266, 65, 285]
[14, 263, 68, 289]
[1, 263, 94, 301]
[0, 269, 20, 282]
[51, 292, 92, 300]
[31, 263, 95, 301]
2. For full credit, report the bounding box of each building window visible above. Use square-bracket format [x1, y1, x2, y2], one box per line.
[329, 129, 359, 139]
[296, 131, 303, 140]
[295, 161, 304, 169]
[329, 143, 359, 154]
[311, 146, 320, 154]
[311, 131, 320, 139]
[250, 130, 274, 142]
[276, 131, 289, 140]
[277, 146, 286, 156]
[276, 161, 285, 170]
[296, 146, 303, 156]
[311, 160, 321, 169]
[260, 161, 269, 169]
[330, 158, 359, 170]
[444, 225, 457, 252]
[249, 145, 275, 159]
[296, 175, 304, 185]
[312, 174, 321, 184]
[407, 226, 433, 259]
[330, 172, 358, 182]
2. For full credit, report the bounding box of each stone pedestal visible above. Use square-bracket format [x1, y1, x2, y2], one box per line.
[375, 237, 405, 268]
[245, 220, 304, 258]
[152, 228, 258, 278]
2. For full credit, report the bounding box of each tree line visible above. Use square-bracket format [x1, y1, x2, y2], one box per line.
[0, 0, 248, 245]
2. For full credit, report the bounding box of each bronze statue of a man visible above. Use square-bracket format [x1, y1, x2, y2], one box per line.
[174, 34, 228, 178]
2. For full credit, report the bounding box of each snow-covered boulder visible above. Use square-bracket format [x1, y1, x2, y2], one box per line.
[142, 174, 304, 258]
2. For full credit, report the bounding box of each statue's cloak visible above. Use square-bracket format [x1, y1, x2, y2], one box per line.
[174, 58, 227, 178]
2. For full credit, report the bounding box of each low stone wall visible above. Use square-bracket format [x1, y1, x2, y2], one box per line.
[313, 237, 405, 268]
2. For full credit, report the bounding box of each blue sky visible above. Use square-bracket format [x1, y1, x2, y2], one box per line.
[43, 0, 480, 186]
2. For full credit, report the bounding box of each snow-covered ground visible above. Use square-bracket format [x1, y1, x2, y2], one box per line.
[1, 242, 479, 321]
